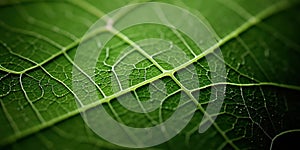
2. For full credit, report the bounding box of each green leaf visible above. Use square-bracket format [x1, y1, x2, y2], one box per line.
[1, 0, 300, 149]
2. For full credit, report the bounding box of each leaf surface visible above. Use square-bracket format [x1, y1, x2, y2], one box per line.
[0, 0, 300, 149]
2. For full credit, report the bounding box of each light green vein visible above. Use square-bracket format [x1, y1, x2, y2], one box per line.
[0, 26, 109, 74]
[239, 87, 272, 140]
[0, 0, 299, 147]
[66, 0, 106, 19]
[191, 82, 300, 92]
[270, 129, 300, 150]
[211, 52, 260, 83]
[1, 81, 298, 146]
[19, 74, 45, 123]
[0, 21, 64, 49]
[109, 16, 237, 148]
[237, 36, 272, 81]
[0, 99, 20, 134]
[0, 38, 80, 74]
[170, 75, 239, 149]
[108, 27, 166, 72]
[217, 0, 300, 51]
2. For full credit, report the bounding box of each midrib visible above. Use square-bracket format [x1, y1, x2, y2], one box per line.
[0, 0, 298, 147]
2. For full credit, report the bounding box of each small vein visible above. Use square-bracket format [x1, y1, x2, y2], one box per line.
[108, 27, 166, 72]
[19, 74, 45, 123]
[217, 0, 300, 52]
[63, 52, 107, 98]
[111, 48, 136, 91]
[191, 82, 300, 92]
[169, 74, 239, 149]
[107, 102, 142, 146]
[0, 37, 80, 74]
[259, 87, 277, 133]
[0, 99, 20, 134]
[240, 87, 272, 140]
[0, 21, 64, 49]
[155, 6, 197, 57]
[66, 0, 106, 19]
[0, 0, 297, 147]
[39, 65, 84, 107]
[36, 133, 53, 149]
[211, 52, 260, 83]
[133, 90, 158, 125]
[0, 27, 108, 74]
[0, 72, 10, 81]
[270, 129, 300, 150]
[177, 0, 221, 41]
[15, 6, 79, 41]
[237, 37, 272, 81]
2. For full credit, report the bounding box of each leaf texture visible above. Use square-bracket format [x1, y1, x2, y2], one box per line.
[0, 0, 300, 149]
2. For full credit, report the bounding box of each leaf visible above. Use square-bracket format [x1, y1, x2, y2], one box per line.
[0, 0, 300, 149]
